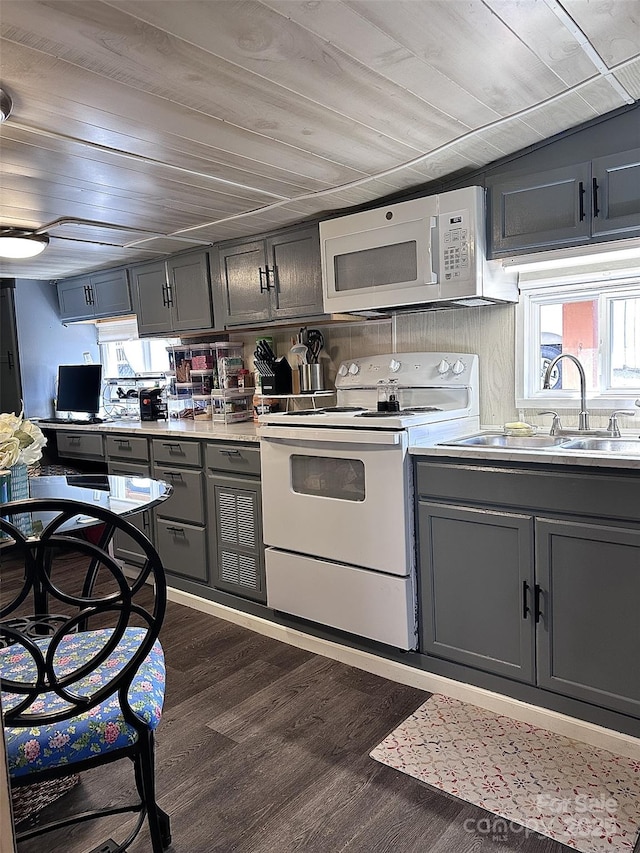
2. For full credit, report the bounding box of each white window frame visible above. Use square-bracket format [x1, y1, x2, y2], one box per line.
[516, 269, 640, 410]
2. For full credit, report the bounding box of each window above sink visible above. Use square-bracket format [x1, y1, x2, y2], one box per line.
[516, 269, 640, 411]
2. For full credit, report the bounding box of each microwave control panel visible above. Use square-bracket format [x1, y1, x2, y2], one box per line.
[438, 208, 472, 283]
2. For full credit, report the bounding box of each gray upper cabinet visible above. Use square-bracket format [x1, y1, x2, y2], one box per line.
[487, 147, 640, 256]
[487, 163, 591, 255]
[130, 252, 213, 337]
[57, 268, 131, 322]
[591, 149, 640, 239]
[217, 225, 324, 327]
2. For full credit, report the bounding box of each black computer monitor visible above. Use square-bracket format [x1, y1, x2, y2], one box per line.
[55, 364, 103, 422]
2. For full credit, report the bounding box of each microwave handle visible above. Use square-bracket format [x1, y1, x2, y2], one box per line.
[428, 216, 438, 284]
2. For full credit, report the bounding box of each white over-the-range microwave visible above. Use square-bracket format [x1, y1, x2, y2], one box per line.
[320, 185, 518, 315]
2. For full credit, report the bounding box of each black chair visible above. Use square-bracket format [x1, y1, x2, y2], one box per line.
[0, 498, 171, 852]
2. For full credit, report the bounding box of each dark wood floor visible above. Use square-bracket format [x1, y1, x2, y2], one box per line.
[8, 591, 576, 853]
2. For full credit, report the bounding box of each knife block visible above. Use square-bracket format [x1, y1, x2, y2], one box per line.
[256, 357, 292, 395]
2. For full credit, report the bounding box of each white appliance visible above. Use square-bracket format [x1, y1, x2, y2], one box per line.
[259, 352, 480, 650]
[320, 186, 518, 315]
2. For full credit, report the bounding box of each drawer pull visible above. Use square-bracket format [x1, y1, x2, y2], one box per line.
[161, 442, 182, 450]
[219, 449, 242, 456]
[166, 525, 185, 535]
[163, 471, 183, 480]
[116, 439, 131, 447]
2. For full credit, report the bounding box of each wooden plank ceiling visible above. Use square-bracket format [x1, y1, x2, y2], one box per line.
[0, 0, 638, 278]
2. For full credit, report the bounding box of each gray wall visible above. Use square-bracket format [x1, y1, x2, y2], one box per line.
[14, 280, 99, 419]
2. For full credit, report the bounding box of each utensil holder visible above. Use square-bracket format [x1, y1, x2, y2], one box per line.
[299, 363, 324, 392]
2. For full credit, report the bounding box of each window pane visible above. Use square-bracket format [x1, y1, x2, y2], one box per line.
[610, 297, 640, 388]
[539, 299, 599, 391]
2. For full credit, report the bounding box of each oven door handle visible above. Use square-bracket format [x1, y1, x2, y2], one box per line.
[260, 426, 402, 445]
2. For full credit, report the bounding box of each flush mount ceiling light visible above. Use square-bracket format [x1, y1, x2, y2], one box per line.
[0, 88, 12, 123]
[0, 230, 50, 259]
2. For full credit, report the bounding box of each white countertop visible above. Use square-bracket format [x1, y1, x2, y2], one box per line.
[409, 432, 640, 471]
[35, 418, 261, 443]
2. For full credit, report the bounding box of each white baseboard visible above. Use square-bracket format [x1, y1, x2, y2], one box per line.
[167, 586, 640, 760]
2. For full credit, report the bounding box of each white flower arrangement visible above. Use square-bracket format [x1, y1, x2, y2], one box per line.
[0, 411, 47, 469]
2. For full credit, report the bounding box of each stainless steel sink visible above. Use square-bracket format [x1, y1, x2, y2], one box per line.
[560, 438, 640, 454]
[442, 434, 570, 449]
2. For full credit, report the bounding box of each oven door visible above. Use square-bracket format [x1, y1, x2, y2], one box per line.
[260, 425, 411, 575]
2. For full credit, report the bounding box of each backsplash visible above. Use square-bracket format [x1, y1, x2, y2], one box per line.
[230, 303, 520, 427]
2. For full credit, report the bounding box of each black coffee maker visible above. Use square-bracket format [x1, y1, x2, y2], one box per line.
[139, 388, 167, 421]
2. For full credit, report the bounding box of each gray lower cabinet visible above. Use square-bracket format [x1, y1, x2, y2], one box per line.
[536, 518, 640, 718]
[152, 438, 208, 584]
[418, 502, 535, 683]
[415, 459, 640, 719]
[205, 442, 265, 602]
[56, 430, 105, 462]
[106, 434, 153, 566]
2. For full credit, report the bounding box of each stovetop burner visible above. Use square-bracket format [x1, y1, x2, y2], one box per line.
[283, 406, 367, 416]
[355, 406, 443, 418]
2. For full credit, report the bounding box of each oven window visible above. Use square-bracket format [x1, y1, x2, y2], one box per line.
[334, 242, 417, 291]
[291, 455, 365, 501]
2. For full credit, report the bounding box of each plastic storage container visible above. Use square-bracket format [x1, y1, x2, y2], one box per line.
[211, 390, 253, 423]
[168, 396, 194, 420]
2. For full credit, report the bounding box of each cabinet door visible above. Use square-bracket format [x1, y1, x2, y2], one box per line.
[536, 518, 640, 717]
[488, 162, 591, 256]
[107, 460, 154, 565]
[591, 148, 640, 240]
[130, 261, 171, 336]
[266, 226, 324, 320]
[57, 276, 95, 321]
[217, 240, 270, 326]
[0, 285, 22, 415]
[418, 501, 535, 682]
[155, 518, 208, 583]
[90, 268, 131, 319]
[167, 252, 213, 332]
[152, 464, 204, 524]
[208, 473, 265, 602]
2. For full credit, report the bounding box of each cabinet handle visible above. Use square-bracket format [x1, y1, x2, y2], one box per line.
[219, 448, 241, 456]
[161, 442, 181, 449]
[592, 177, 600, 217]
[89, 286, 95, 305]
[265, 265, 276, 291]
[165, 283, 174, 307]
[166, 525, 185, 535]
[534, 584, 543, 624]
[7, 350, 13, 369]
[522, 581, 530, 619]
[163, 471, 183, 480]
[259, 267, 269, 293]
[83, 285, 91, 305]
[116, 439, 131, 447]
[161, 284, 168, 307]
[142, 511, 150, 532]
[578, 181, 586, 221]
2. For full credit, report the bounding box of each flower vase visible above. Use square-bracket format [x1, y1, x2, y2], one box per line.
[9, 463, 31, 535]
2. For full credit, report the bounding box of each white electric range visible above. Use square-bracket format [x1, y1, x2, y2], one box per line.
[259, 352, 480, 650]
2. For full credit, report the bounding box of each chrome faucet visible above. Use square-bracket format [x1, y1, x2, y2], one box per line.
[542, 353, 590, 430]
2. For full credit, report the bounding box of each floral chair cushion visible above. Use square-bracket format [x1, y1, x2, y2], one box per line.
[1, 627, 165, 778]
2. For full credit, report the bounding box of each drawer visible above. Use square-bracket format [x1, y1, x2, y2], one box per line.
[152, 438, 201, 467]
[206, 442, 260, 477]
[107, 460, 150, 478]
[106, 434, 149, 461]
[415, 459, 640, 524]
[153, 465, 204, 524]
[57, 431, 104, 461]
[156, 519, 208, 583]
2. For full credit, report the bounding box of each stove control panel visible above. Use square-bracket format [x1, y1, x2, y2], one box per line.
[335, 352, 477, 391]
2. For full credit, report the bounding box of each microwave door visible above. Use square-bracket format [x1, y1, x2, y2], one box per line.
[322, 217, 439, 313]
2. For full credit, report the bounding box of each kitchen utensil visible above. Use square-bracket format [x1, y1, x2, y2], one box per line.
[305, 329, 324, 363]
